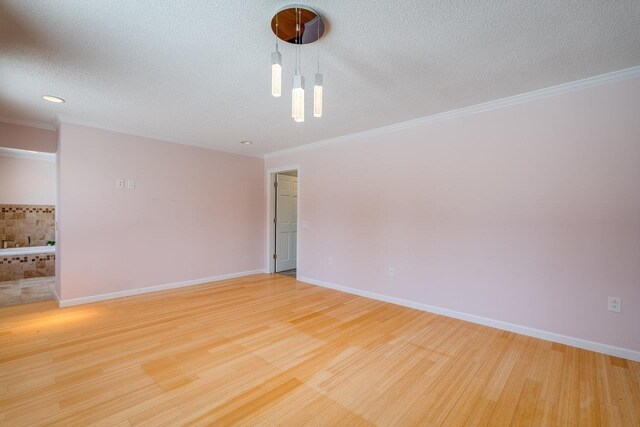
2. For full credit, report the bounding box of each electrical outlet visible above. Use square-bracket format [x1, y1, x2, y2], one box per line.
[327, 257, 333, 266]
[127, 179, 135, 190]
[116, 179, 124, 189]
[388, 266, 395, 277]
[608, 297, 621, 313]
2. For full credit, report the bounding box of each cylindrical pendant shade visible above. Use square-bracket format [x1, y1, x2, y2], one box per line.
[314, 73, 323, 117]
[292, 74, 305, 122]
[271, 50, 282, 97]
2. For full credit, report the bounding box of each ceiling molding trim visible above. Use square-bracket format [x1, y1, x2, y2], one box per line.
[0, 147, 56, 162]
[0, 116, 57, 131]
[265, 65, 640, 159]
[52, 115, 62, 130]
[55, 115, 264, 159]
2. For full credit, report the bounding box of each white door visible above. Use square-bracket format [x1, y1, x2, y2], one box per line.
[275, 173, 297, 272]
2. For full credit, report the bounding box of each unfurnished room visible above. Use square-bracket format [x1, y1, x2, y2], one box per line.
[0, 1, 639, 425]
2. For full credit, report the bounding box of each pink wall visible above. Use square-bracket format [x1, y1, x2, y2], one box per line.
[0, 155, 56, 205]
[57, 123, 264, 300]
[0, 122, 58, 152]
[266, 78, 640, 352]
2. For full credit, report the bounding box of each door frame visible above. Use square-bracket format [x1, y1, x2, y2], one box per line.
[265, 165, 301, 274]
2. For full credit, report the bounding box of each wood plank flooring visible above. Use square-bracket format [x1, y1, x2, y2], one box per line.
[1, 274, 639, 426]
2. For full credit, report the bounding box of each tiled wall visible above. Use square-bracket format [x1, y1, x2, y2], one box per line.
[0, 205, 55, 248]
[0, 253, 55, 281]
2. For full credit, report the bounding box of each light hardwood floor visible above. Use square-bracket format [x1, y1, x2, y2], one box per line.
[1, 274, 638, 426]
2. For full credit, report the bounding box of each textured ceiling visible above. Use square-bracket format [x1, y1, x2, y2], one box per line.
[1, 0, 639, 156]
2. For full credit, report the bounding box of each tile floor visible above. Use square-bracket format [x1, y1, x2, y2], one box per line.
[0, 277, 56, 307]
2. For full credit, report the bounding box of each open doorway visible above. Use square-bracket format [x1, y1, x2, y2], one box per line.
[0, 147, 57, 307]
[267, 166, 299, 278]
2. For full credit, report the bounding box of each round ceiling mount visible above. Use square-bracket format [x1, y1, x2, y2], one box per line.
[42, 95, 65, 103]
[271, 5, 325, 45]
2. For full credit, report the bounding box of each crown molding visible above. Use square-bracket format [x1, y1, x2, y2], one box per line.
[3, 66, 638, 160]
[55, 115, 264, 159]
[0, 147, 55, 162]
[52, 115, 62, 130]
[265, 65, 640, 159]
[0, 116, 57, 131]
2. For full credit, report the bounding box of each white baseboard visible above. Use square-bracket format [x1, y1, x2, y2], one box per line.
[51, 286, 60, 303]
[299, 276, 640, 362]
[58, 269, 264, 307]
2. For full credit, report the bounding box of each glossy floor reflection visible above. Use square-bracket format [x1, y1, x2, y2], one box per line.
[1, 274, 638, 425]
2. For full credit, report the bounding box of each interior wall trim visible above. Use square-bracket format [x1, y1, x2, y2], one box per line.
[299, 276, 640, 362]
[55, 117, 264, 159]
[266, 65, 640, 159]
[0, 116, 57, 131]
[264, 164, 301, 274]
[51, 287, 61, 303]
[58, 269, 265, 307]
[0, 147, 56, 161]
[5, 67, 638, 160]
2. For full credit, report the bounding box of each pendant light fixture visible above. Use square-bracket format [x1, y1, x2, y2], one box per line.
[270, 6, 325, 122]
[314, 23, 323, 118]
[292, 74, 305, 122]
[291, 7, 305, 122]
[313, 72, 322, 117]
[271, 15, 282, 97]
[271, 48, 282, 97]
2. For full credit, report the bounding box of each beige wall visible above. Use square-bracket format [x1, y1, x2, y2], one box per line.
[0, 155, 56, 205]
[266, 77, 640, 355]
[57, 123, 265, 300]
[0, 122, 58, 153]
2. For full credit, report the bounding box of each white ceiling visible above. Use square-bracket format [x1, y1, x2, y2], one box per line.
[1, 1, 639, 156]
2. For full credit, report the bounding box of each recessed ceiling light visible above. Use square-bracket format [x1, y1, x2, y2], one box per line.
[240, 140, 253, 145]
[42, 95, 65, 103]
